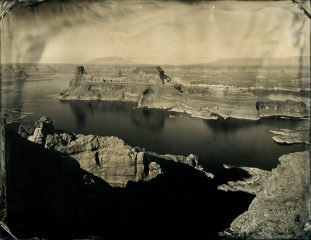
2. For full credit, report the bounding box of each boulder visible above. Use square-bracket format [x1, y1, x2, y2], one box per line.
[148, 162, 162, 180]
[185, 154, 198, 167]
[34, 116, 55, 135]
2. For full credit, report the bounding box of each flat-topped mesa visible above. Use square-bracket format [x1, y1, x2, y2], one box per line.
[132, 66, 171, 84]
[60, 65, 174, 102]
[68, 65, 171, 90]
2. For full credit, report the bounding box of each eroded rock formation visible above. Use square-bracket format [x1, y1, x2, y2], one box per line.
[219, 151, 310, 239]
[6, 126, 253, 239]
[132, 66, 171, 84]
[19, 116, 211, 187]
[268, 118, 310, 145]
[69, 65, 87, 88]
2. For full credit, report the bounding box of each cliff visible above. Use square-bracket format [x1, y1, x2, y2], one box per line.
[69, 65, 87, 88]
[18, 116, 212, 187]
[219, 151, 310, 239]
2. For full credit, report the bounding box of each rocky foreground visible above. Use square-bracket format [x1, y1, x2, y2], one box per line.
[59, 65, 309, 120]
[219, 151, 310, 239]
[7, 117, 254, 239]
[8, 115, 311, 239]
[18, 116, 212, 187]
[217, 114, 310, 239]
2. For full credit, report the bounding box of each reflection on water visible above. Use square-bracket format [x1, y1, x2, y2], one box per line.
[67, 100, 166, 131]
[67, 101, 87, 128]
[130, 108, 165, 131]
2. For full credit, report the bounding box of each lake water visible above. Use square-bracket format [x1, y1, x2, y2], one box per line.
[1, 72, 307, 178]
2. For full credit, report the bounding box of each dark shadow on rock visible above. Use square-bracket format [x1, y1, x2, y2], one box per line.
[5, 130, 254, 239]
[5, 130, 117, 239]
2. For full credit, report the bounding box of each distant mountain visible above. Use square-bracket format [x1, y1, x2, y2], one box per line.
[207, 56, 310, 66]
[87, 57, 134, 65]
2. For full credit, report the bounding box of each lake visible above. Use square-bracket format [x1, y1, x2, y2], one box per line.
[1, 71, 307, 178]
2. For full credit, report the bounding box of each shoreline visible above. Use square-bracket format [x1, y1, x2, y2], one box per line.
[59, 96, 309, 122]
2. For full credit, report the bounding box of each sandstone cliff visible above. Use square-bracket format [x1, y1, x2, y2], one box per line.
[18, 116, 211, 187]
[219, 151, 310, 239]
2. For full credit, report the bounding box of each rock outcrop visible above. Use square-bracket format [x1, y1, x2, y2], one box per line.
[256, 100, 308, 118]
[69, 65, 87, 88]
[269, 129, 310, 145]
[219, 151, 310, 239]
[217, 165, 270, 195]
[268, 118, 310, 145]
[6, 127, 253, 239]
[19, 116, 211, 187]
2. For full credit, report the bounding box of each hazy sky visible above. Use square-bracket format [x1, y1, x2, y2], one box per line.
[1, 0, 310, 64]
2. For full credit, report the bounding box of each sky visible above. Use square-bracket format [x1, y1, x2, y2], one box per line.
[1, 0, 310, 64]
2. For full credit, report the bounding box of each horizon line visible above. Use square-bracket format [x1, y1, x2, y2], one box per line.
[2, 55, 310, 66]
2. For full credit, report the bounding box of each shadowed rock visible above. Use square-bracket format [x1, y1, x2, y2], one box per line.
[19, 117, 212, 187]
[6, 128, 254, 239]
